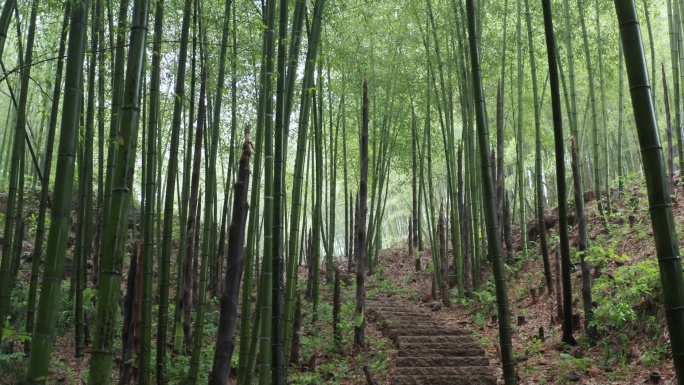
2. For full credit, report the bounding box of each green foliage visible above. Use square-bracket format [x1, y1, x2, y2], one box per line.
[5, 281, 29, 335]
[0, 351, 25, 384]
[641, 343, 668, 366]
[50, 354, 78, 383]
[591, 258, 660, 332]
[290, 272, 397, 384]
[584, 245, 629, 270]
[469, 277, 497, 327]
[559, 352, 590, 374]
[367, 275, 405, 297]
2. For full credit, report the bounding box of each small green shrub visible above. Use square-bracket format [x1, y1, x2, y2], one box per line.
[0, 351, 25, 384]
[641, 343, 668, 366]
[592, 259, 660, 333]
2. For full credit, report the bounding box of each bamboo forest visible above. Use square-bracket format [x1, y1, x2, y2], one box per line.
[2, 0, 684, 383]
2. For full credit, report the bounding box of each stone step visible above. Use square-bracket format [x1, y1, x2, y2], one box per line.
[391, 374, 497, 385]
[398, 342, 483, 351]
[388, 328, 470, 337]
[367, 298, 494, 385]
[397, 348, 485, 357]
[368, 311, 428, 321]
[394, 366, 494, 376]
[396, 335, 479, 345]
[367, 305, 429, 317]
[378, 320, 444, 329]
[396, 356, 490, 368]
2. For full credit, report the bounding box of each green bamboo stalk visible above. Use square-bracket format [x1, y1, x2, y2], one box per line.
[24, 1, 89, 381]
[354, 78, 370, 348]
[101, 0, 131, 277]
[541, 0, 577, 348]
[438, 202, 450, 306]
[524, 0, 552, 292]
[139, 1, 163, 383]
[578, 0, 604, 218]
[411, 109, 421, 272]
[642, 0, 656, 111]
[215, 0, 240, 303]
[426, 1, 458, 250]
[156, 0, 191, 378]
[676, 0, 684, 176]
[312, 59, 325, 299]
[594, 0, 611, 214]
[0, 0, 37, 338]
[0, 102, 11, 177]
[468, 93, 480, 292]
[204, 0, 233, 327]
[326, 66, 339, 297]
[465, 0, 516, 382]
[425, 68, 441, 292]
[10, 144, 24, 295]
[89, 0, 150, 381]
[283, 0, 325, 366]
[283, 0, 305, 130]
[188, 0, 231, 374]
[516, 0, 527, 259]
[75, 0, 99, 359]
[0, 0, 15, 61]
[614, 1, 684, 381]
[25, 0, 70, 352]
[563, 0, 579, 140]
[187, 105, 210, 383]
[257, 0, 276, 381]
[496, 0, 509, 232]
[236, 26, 268, 385]
[618, 42, 625, 194]
[668, 0, 684, 177]
[175, 0, 199, 351]
[271, 0, 289, 381]
[571, 136, 595, 345]
[93, 0, 106, 287]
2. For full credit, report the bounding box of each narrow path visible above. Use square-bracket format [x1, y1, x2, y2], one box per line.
[366, 297, 497, 385]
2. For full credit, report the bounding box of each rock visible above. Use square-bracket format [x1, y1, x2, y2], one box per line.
[448, 274, 458, 288]
[649, 371, 662, 384]
[419, 293, 434, 303]
[568, 370, 580, 381]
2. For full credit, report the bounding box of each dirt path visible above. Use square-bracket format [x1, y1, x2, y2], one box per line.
[366, 296, 497, 385]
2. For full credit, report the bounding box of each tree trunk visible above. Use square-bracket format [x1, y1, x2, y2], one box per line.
[663, 63, 675, 191]
[289, 294, 302, 366]
[119, 242, 140, 385]
[438, 203, 450, 307]
[25, 0, 70, 355]
[412, 110, 420, 272]
[355, 79, 370, 348]
[524, 0, 552, 293]
[333, 269, 341, 345]
[156, 0, 192, 378]
[209, 138, 251, 385]
[180, 61, 206, 353]
[571, 138, 594, 345]
[615, 1, 684, 378]
[541, 0, 577, 347]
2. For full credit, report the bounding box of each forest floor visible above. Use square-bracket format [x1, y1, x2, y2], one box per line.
[1, 177, 682, 385]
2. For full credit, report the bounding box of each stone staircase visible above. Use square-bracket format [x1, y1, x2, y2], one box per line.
[366, 297, 497, 385]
